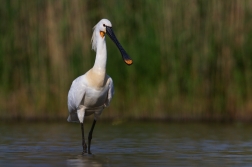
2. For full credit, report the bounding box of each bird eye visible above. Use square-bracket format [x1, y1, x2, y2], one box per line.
[103, 24, 106, 27]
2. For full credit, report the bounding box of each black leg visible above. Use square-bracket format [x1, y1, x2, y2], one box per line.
[88, 119, 97, 154]
[81, 123, 87, 153]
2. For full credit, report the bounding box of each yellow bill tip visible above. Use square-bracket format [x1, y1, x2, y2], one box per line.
[124, 59, 133, 65]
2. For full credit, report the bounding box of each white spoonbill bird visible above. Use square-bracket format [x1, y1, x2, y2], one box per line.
[67, 19, 133, 154]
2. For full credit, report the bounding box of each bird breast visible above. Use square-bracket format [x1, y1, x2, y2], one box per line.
[86, 68, 107, 88]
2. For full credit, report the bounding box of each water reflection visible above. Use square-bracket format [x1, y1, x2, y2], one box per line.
[67, 155, 103, 167]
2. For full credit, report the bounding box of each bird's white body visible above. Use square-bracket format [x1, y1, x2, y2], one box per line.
[67, 72, 114, 122]
[67, 19, 114, 123]
[67, 19, 132, 154]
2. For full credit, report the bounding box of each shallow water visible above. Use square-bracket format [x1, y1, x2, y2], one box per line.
[1, 121, 252, 166]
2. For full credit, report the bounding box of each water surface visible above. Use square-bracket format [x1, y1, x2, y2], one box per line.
[1, 121, 252, 166]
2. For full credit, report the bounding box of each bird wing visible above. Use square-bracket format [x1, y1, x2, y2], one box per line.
[68, 75, 86, 112]
[104, 76, 114, 107]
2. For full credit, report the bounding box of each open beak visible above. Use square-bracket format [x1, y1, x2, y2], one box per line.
[106, 26, 133, 65]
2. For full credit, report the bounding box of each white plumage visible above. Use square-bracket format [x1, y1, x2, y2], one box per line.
[67, 19, 132, 154]
[68, 19, 114, 123]
[67, 74, 114, 122]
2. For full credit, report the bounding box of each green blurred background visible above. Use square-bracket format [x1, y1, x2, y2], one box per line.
[0, 0, 252, 121]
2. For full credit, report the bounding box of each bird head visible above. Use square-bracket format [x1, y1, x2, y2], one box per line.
[91, 19, 133, 65]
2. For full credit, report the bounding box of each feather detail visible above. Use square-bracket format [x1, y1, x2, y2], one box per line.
[91, 24, 98, 52]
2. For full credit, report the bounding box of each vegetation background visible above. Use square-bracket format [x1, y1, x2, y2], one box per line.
[1, 0, 252, 121]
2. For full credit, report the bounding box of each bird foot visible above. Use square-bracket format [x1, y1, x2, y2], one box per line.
[82, 143, 87, 153]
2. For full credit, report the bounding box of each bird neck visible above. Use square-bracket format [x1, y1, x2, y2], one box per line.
[93, 36, 107, 74]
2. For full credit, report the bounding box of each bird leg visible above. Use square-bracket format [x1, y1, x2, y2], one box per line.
[81, 123, 87, 153]
[88, 119, 97, 154]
